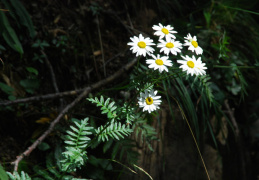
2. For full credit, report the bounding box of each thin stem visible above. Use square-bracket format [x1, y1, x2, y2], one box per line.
[171, 96, 211, 180]
[97, 15, 106, 77]
[213, 65, 256, 69]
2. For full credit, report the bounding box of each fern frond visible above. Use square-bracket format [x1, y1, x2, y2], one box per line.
[61, 118, 93, 172]
[7, 171, 31, 180]
[61, 147, 87, 172]
[64, 118, 93, 149]
[96, 122, 133, 142]
[121, 104, 138, 125]
[87, 96, 118, 120]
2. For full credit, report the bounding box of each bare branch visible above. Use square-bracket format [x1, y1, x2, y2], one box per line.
[11, 58, 137, 171]
[224, 100, 239, 136]
[41, 50, 60, 93]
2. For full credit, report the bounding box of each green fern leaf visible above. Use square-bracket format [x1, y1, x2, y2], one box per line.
[61, 118, 93, 172]
[87, 96, 118, 120]
[96, 122, 132, 142]
[7, 171, 31, 180]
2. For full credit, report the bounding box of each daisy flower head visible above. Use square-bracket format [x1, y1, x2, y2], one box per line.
[127, 34, 155, 57]
[138, 89, 162, 113]
[157, 38, 182, 56]
[152, 23, 177, 40]
[177, 55, 207, 76]
[184, 33, 203, 55]
[146, 54, 172, 73]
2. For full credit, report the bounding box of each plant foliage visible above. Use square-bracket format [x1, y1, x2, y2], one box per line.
[6, 171, 31, 180]
[61, 118, 93, 172]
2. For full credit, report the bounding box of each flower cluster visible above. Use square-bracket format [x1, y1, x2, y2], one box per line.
[127, 23, 207, 113]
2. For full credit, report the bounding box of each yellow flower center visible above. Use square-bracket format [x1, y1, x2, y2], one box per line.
[155, 59, 163, 65]
[187, 61, 195, 68]
[161, 28, 169, 34]
[166, 42, 174, 48]
[191, 40, 198, 48]
[145, 97, 153, 105]
[138, 41, 146, 48]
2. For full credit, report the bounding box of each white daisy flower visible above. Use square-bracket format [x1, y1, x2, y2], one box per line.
[138, 89, 162, 113]
[184, 33, 203, 55]
[157, 38, 182, 56]
[152, 23, 177, 40]
[146, 54, 172, 73]
[127, 34, 155, 57]
[177, 55, 207, 76]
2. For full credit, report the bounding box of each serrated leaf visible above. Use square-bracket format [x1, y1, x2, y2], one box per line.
[111, 131, 119, 140]
[101, 109, 109, 114]
[77, 144, 87, 149]
[110, 106, 117, 112]
[104, 98, 110, 106]
[100, 96, 104, 103]
[64, 141, 76, 146]
[66, 131, 77, 137]
[80, 131, 92, 135]
[79, 136, 91, 141]
[108, 101, 115, 108]
[70, 126, 79, 133]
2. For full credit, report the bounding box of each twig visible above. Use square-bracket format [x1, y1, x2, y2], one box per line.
[224, 100, 239, 136]
[0, 59, 136, 106]
[0, 88, 84, 106]
[41, 50, 64, 108]
[96, 15, 106, 77]
[41, 50, 59, 93]
[102, 10, 133, 35]
[224, 99, 246, 180]
[124, 2, 134, 29]
[11, 58, 137, 171]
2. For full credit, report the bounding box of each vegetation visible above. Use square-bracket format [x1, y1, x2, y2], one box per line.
[0, 0, 259, 179]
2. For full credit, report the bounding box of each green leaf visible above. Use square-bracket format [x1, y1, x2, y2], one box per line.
[33, 165, 54, 180]
[0, 82, 14, 95]
[8, 95, 16, 101]
[38, 142, 50, 151]
[46, 154, 61, 178]
[104, 98, 110, 106]
[20, 79, 40, 94]
[0, 12, 23, 54]
[64, 141, 76, 146]
[66, 130, 78, 137]
[0, 164, 8, 180]
[26, 67, 38, 75]
[9, 0, 36, 38]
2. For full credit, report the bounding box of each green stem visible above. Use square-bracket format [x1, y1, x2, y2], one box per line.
[213, 65, 256, 69]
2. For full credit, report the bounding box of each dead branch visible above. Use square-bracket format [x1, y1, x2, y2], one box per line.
[41, 50, 64, 108]
[0, 88, 84, 106]
[41, 50, 60, 93]
[224, 99, 246, 180]
[224, 99, 239, 136]
[11, 58, 137, 171]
